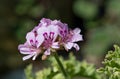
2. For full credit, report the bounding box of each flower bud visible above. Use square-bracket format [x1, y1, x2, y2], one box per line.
[42, 55, 47, 60]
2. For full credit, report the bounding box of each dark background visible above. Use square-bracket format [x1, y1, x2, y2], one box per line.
[0, 0, 120, 79]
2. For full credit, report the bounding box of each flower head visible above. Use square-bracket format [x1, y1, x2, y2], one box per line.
[18, 32, 43, 60]
[58, 23, 83, 51]
[18, 18, 83, 60]
[37, 20, 59, 55]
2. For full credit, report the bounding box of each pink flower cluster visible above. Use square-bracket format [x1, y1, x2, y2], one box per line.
[18, 18, 83, 60]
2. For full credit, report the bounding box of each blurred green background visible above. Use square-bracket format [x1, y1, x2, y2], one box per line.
[0, 0, 120, 79]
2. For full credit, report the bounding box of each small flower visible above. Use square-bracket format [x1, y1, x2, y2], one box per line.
[37, 23, 59, 56]
[18, 32, 44, 60]
[58, 24, 83, 51]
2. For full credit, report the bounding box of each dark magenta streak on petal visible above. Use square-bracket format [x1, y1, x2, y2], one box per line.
[64, 30, 67, 34]
[35, 40, 38, 43]
[60, 30, 63, 35]
[49, 32, 54, 40]
[30, 40, 34, 46]
[30, 40, 33, 43]
[43, 32, 48, 40]
[34, 31, 38, 37]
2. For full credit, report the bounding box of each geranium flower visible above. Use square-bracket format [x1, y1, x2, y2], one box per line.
[58, 23, 83, 51]
[37, 23, 59, 56]
[18, 32, 44, 60]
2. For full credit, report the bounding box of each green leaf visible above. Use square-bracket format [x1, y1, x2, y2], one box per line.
[97, 45, 120, 79]
[24, 64, 34, 79]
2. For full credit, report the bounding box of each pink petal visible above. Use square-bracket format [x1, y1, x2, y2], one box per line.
[18, 42, 37, 54]
[73, 28, 81, 34]
[36, 34, 44, 48]
[19, 50, 31, 54]
[40, 18, 51, 25]
[32, 54, 38, 60]
[20, 49, 36, 55]
[23, 54, 34, 61]
[51, 42, 59, 49]
[26, 32, 35, 46]
[71, 34, 83, 42]
[44, 49, 51, 55]
[73, 43, 80, 51]
[37, 26, 49, 35]
[18, 44, 31, 54]
[51, 20, 59, 25]
[48, 25, 58, 41]
[32, 26, 39, 32]
[64, 42, 74, 51]
[58, 24, 68, 37]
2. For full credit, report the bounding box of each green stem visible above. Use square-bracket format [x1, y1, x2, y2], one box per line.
[53, 52, 70, 79]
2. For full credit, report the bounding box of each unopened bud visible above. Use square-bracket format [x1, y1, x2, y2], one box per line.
[42, 55, 47, 60]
